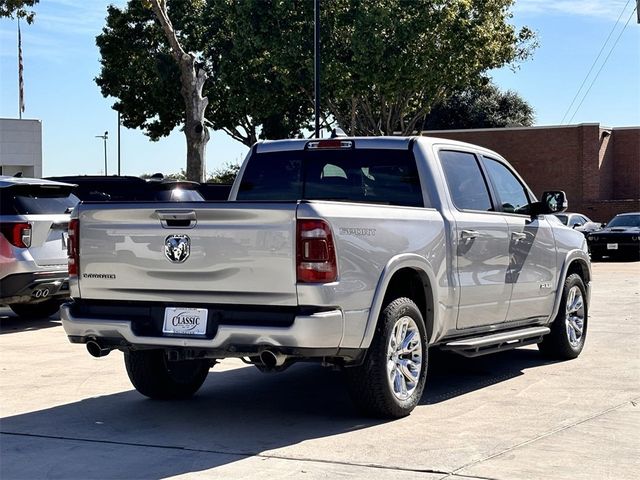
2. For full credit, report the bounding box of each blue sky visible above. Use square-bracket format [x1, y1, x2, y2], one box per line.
[0, 0, 638, 178]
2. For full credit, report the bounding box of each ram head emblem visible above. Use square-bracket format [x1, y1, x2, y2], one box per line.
[164, 234, 191, 263]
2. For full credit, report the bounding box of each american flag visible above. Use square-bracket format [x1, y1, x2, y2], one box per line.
[18, 18, 25, 117]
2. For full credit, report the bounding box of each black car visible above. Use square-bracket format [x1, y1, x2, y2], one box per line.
[46, 175, 204, 202]
[587, 212, 640, 261]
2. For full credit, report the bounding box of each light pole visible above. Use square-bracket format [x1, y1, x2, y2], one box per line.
[314, 0, 320, 138]
[117, 112, 121, 176]
[95, 131, 108, 175]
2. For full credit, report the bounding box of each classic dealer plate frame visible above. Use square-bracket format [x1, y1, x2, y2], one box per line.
[163, 307, 208, 336]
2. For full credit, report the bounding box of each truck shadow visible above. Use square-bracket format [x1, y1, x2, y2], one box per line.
[0, 311, 61, 335]
[424, 347, 558, 404]
[0, 348, 556, 479]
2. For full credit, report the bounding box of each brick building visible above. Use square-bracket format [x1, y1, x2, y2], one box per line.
[423, 123, 639, 222]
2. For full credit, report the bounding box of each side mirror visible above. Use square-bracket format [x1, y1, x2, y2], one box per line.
[541, 191, 568, 214]
[529, 190, 568, 217]
[573, 223, 583, 229]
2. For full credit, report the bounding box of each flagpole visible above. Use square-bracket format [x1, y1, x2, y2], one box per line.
[17, 17, 24, 119]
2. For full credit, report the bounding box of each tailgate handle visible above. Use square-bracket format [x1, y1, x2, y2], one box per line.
[156, 210, 197, 229]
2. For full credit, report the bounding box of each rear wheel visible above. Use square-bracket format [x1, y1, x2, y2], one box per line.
[538, 273, 588, 359]
[345, 297, 428, 418]
[10, 300, 61, 319]
[124, 349, 211, 399]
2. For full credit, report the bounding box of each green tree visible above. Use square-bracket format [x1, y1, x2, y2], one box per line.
[207, 161, 240, 184]
[144, 0, 209, 182]
[322, 0, 536, 135]
[0, 0, 38, 23]
[202, 1, 315, 145]
[422, 81, 535, 130]
[97, 0, 210, 182]
[96, 0, 313, 169]
[96, 0, 536, 177]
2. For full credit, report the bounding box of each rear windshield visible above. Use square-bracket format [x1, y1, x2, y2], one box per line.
[236, 148, 423, 207]
[1, 186, 79, 215]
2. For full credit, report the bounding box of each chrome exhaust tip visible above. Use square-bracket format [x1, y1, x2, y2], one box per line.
[86, 340, 111, 358]
[259, 350, 287, 368]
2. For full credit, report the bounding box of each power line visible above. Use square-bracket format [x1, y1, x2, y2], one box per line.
[560, 0, 632, 124]
[567, 5, 637, 124]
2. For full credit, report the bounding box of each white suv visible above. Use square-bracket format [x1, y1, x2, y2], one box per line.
[0, 176, 79, 318]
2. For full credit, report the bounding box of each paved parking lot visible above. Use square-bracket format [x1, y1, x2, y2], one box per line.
[1, 261, 638, 480]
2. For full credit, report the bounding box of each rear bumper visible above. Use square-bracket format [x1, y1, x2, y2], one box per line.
[0, 270, 69, 305]
[60, 302, 344, 355]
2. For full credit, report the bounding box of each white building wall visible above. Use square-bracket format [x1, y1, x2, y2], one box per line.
[0, 118, 43, 178]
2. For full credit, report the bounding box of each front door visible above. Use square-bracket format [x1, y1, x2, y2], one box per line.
[482, 157, 558, 322]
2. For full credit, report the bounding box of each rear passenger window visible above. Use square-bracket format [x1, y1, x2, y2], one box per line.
[439, 150, 493, 212]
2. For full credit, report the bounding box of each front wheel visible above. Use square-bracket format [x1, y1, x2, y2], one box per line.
[345, 297, 428, 418]
[124, 350, 211, 400]
[538, 273, 588, 359]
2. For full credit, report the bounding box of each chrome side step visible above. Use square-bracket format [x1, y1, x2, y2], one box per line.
[441, 326, 550, 358]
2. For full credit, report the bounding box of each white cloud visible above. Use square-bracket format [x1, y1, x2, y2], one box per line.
[514, 0, 634, 22]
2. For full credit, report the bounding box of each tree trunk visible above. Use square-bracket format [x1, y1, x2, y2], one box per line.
[147, 0, 209, 182]
[180, 58, 209, 182]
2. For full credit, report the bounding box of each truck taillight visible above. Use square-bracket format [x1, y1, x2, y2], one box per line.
[68, 219, 79, 277]
[296, 219, 337, 283]
[0, 222, 32, 248]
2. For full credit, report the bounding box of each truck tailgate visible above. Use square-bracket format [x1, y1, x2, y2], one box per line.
[76, 202, 297, 305]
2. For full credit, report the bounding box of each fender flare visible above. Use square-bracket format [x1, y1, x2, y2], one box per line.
[359, 253, 438, 349]
[548, 249, 592, 323]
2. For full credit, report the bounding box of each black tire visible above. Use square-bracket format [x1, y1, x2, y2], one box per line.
[345, 297, 428, 418]
[538, 273, 588, 360]
[124, 349, 211, 400]
[10, 300, 60, 319]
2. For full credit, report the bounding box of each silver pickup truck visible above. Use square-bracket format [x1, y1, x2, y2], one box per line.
[61, 136, 591, 418]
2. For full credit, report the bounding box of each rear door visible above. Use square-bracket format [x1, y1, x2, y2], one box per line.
[438, 149, 511, 329]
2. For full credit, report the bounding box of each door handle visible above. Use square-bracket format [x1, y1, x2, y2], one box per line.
[511, 232, 527, 242]
[156, 210, 197, 229]
[461, 230, 479, 240]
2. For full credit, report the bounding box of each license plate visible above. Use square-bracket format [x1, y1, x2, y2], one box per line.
[607, 243, 618, 250]
[163, 308, 208, 336]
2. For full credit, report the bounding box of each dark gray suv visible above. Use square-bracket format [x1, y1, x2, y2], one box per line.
[0, 176, 79, 318]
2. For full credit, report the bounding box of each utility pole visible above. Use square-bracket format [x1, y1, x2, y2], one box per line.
[95, 131, 108, 175]
[314, 0, 321, 138]
[117, 112, 121, 176]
